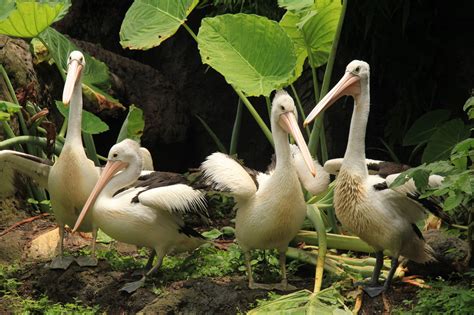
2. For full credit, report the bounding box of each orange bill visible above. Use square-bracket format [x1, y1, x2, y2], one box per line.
[72, 160, 128, 232]
[279, 112, 316, 177]
[62, 59, 83, 105]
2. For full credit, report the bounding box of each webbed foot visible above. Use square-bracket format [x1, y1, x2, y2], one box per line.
[47, 256, 75, 270]
[363, 285, 385, 298]
[119, 277, 146, 293]
[75, 256, 98, 267]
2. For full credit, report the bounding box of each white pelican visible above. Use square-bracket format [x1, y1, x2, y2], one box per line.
[72, 139, 207, 293]
[201, 90, 325, 291]
[0, 51, 154, 270]
[304, 60, 449, 297]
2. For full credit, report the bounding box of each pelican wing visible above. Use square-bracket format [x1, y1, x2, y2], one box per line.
[134, 183, 207, 216]
[324, 158, 410, 176]
[370, 173, 450, 224]
[201, 152, 257, 200]
[0, 150, 52, 196]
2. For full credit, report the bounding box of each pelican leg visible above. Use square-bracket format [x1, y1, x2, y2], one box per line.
[370, 251, 384, 286]
[274, 250, 297, 291]
[76, 227, 98, 267]
[145, 249, 156, 270]
[48, 225, 74, 270]
[363, 255, 398, 298]
[120, 251, 164, 294]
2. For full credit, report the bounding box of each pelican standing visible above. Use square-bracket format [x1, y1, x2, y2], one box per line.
[0, 51, 154, 269]
[73, 139, 207, 293]
[304, 60, 449, 297]
[201, 90, 325, 290]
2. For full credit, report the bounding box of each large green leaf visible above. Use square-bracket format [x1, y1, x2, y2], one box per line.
[55, 101, 109, 135]
[279, 10, 307, 82]
[403, 109, 451, 146]
[116, 105, 145, 143]
[298, 0, 342, 68]
[198, 14, 296, 97]
[278, 0, 314, 12]
[422, 119, 471, 163]
[120, 0, 199, 50]
[0, 1, 65, 37]
[38, 27, 123, 109]
[0, 0, 15, 20]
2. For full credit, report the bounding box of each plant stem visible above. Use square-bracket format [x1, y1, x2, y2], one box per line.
[306, 205, 327, 293]
[0, 135, 62, 155]
[308, 0, 348, 155]
[229, 99, 243, 155]
[265, 96, 272, 121]
[290, 84, 310, 138]
[234, 88, 273, 146]
[182, 23, 198, 42]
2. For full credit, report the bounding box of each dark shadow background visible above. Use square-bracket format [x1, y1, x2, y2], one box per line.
[54, 0, 473, 171]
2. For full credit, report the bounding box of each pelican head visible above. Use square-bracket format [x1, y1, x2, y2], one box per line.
[62, 51, 86, 105]
[304, 60, 370, 126]
[72, 139, 142, 232]
[272, 90, 316, 176]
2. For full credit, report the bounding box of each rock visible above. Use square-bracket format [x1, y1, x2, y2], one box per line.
[27, 227, 61, 260]
[406, 229, 471, 277]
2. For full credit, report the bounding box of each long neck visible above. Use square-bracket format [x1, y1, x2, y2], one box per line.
[102, 160, 142, 198]
[342, 79, 370, 176]
[271, 118, 293, 173]
[64, 79, 83, 148]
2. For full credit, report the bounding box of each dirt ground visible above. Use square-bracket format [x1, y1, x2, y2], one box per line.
[0, 200, 426, 314]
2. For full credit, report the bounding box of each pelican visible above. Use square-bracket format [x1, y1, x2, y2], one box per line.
[201, 90, 326, 291]
[304, 60, 449, 297]
[72, 139, 207, 293]
[0, 51, 154, 269]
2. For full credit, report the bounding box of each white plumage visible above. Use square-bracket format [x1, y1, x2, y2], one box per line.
[202, 90, 325, 291]
[73, 139, 207, 293]
[304, 60, 448, 297]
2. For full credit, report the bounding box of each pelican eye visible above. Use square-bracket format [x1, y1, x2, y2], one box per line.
[355, 66, 360, 72]
[280, 105, 285, 111]
[112, 153, 118, 158]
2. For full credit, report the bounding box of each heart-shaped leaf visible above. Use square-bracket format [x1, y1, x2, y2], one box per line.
[55, 101, 109, 135]
[120, 0, 199, 50]
[0, 1, 65, 37]
[403, 109, 451, 146]
[116, 105, 145, 143]
[198, 14, 296, 97]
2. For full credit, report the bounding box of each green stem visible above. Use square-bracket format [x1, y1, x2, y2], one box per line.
[234, 88, 273, 147]
[290, 84, 310, 138]
[319, 127, 328, 163]
[229, 99, 243, 155]
[0, 135, 62, 155]
[0, 122, 22, 151]
[308, 0, 348, 155]
[83, 133, 100, 166]
[182, 23, 198, 42]
[265, 96, 272, 121]
[0, 65, 19, 104]
[306, 205, 327, 293]
[325, 206, 340, 234]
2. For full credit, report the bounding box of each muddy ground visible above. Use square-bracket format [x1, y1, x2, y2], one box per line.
[0, 199, 427, 314]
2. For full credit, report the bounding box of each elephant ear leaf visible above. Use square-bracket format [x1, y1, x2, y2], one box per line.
[120, 0, 199, 50]
[117, 105, 145, 143]
[197, 13, 296, 97]
[0, 1, 66, 37]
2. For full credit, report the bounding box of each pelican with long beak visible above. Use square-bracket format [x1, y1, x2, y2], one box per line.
[0, 51, 154, 269]
[201, 90, 325, 291]
[304, 60, 449, 297]
[73, 139, 207, 293]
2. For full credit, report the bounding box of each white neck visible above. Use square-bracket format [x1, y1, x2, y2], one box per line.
[102, 159, 142, 198]
[271, 117, 293, 173]
[342, 79, 370, 177]
[64, 79, 83, 148]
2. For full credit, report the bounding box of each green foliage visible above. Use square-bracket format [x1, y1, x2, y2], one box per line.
[395, 279, 474, 314]
[403, 109, 451, 146]
[247, 286, 351, 314]
[197, 13, 296, 97]
[55, 101, 109, 135]
[0, 100, 20, 121]
[0, 1, 66, 37]
[464, 95, 474, 120]
[116, 104, 145, 143]
[120, 0, 199, 50]
[94, 248, 145, 271]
